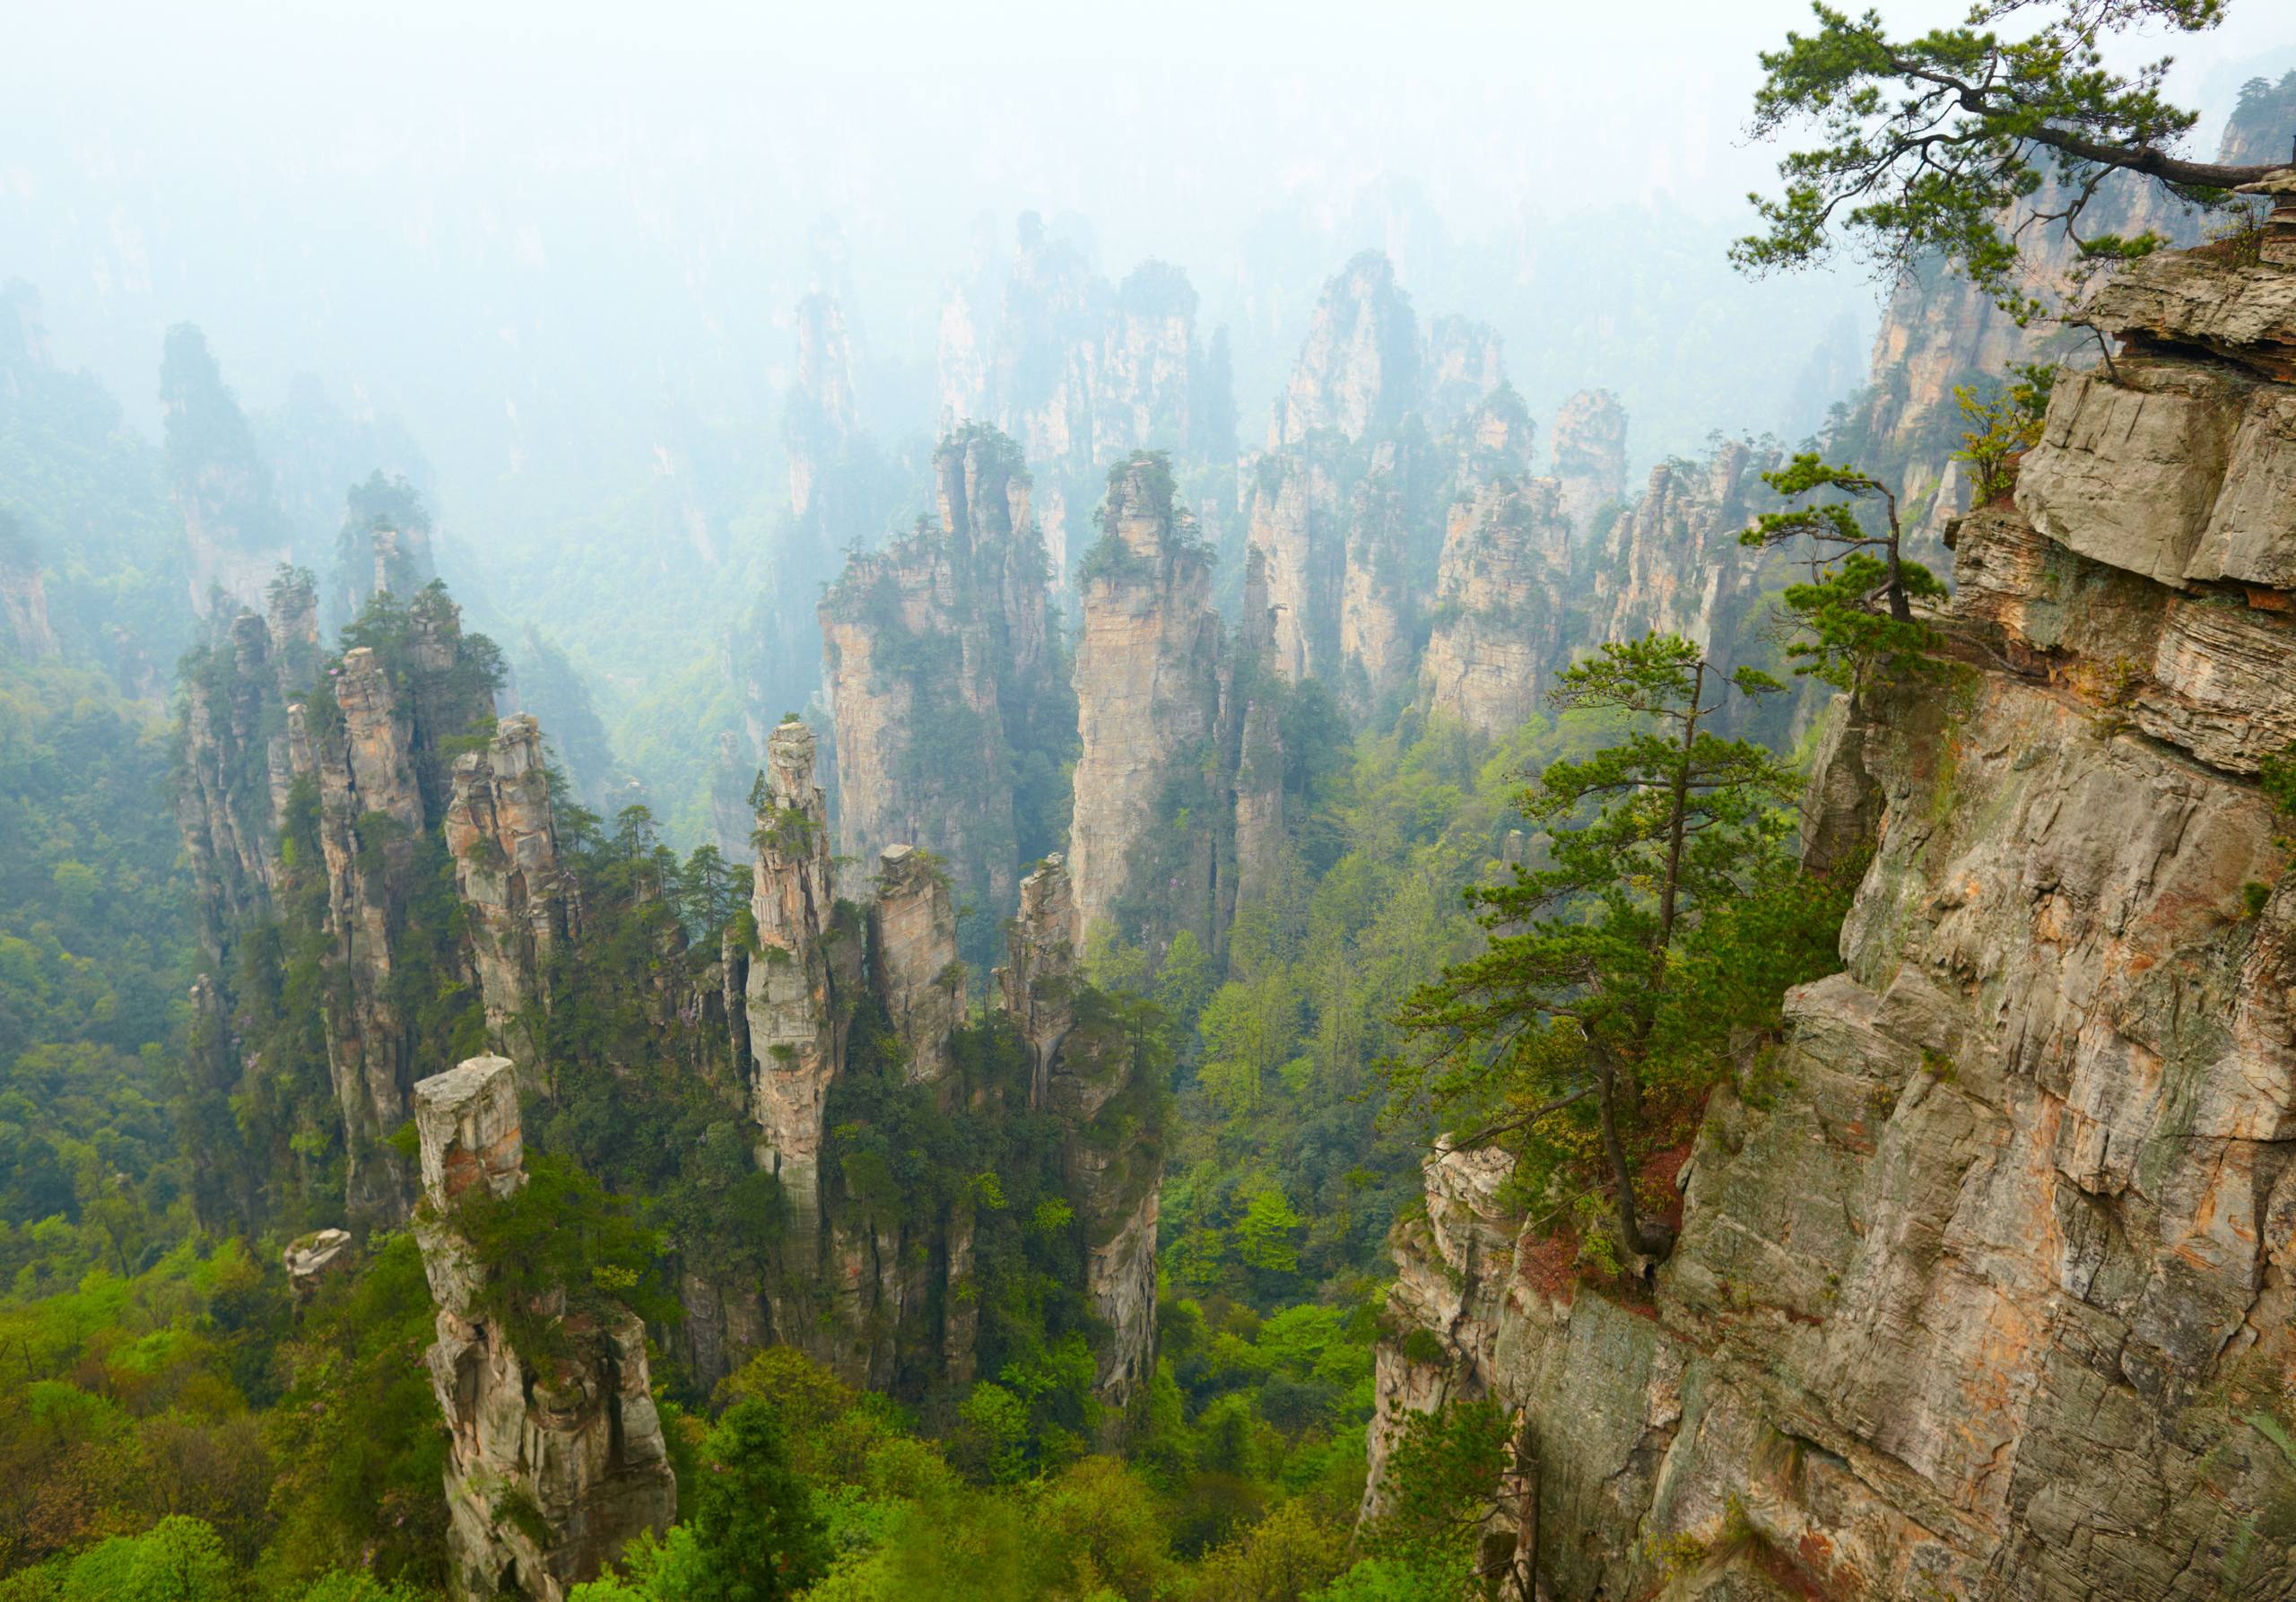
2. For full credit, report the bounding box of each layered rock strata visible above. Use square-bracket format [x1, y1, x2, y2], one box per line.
[1418, 476, 1573, 738]
[1067, 456, 1223, 944]
[1549, 387, 1629, 541]
[1364, 237, 2296, 1600]
[444, 714, 576, 1074]
[743, 718, 847, 1234]
[819, 426, 1065, 927]
[413, 1056, 675, 1602]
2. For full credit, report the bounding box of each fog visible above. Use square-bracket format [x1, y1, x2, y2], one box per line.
[7, 0, 2290, 820]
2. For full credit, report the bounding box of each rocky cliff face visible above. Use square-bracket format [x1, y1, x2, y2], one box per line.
[1272, 250, 1419, 450]
[996, 855, 1161, 1427]
[413, 1056, 675, 1602]
[1549, 387, 1629, 542]
[1364, 234, 2296, 1600]
[866, 844, 961, 1089]
[1417, 476, 1573, 738]
[1836, 75, 2296, 546]
[819, 426, 1066, 931]
[743, 718, 847, 1238]
[1068, 456, 1224, 945]
[1584, 440, 1787, 725]
[443, 714, 575, 1075]
[176, 577, 507, 1224]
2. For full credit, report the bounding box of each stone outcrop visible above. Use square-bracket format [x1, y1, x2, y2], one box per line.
[1364, 235, 2296, 1600]
[1582, 440, 1788, 736]
[1271, 250, 1419, 450]
[1832, 75, 2295, 546]
[281, 1228, 354, 1302]
[996, 855, 1161, 1428]
[335, 471, 437, 624]
[865, 845, 960, 1088]
[413, 1056, 674, 1602]
[819, 426, 1067, 932]
[1422, 315, 1507, 438]
[444, 714, 575, 1073]
[1067, 455, 1223, 944]
[1549, 387, 1628, 541]
[743, 718, 846, 1234]
[1418, 476, 1573, 738]
[175, 576, 509, 1224]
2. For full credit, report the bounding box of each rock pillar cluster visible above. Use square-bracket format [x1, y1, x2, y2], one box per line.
[413, 1057, 674, 1602]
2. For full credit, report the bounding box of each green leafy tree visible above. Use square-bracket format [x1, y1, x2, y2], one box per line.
[681, 1400, 829, 1602]
[1952, 362, 2057, 502]
[1390, 636, 1798, 1262]
[1735, 0, 2292, 318]
[1741, 456, 1948, 689]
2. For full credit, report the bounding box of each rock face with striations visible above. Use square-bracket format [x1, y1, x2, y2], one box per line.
[1271, 250, 1420, 451]
[413, 1056, 675, 1602]
[1417, 475, 1573, 738]
[1548, 387, 1629, 541]
[996, 854, 1161, 1429]
[819, 426, 1066, 929]
[742, 718, 848, 1236]
[444, 714, 575, 1075]
[865, 844, 961, 1088]
[1067, 455, 1223, 944]
[1363, 235, 2296, 1599]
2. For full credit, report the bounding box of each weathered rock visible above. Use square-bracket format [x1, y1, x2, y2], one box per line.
[1549, 387, 1629, 542]
[820, 426, 1063, 926]
[445, 716, 574, 1075]
[1067, 455, 1222, 944]
[1000, 855, 1079, 1110]
[743, 719, 843, 1232]
[1271, 250, 1418, 450]
[1421, 315, 1506, 438]
[0, 516, 57, 658]
[1418, 476, 1572, 738]
[865, 845, 961, 1088]
[161, 326, 296, 616]
[282, 1228, 354, 1302]
[1364, 236, 2296, 1600]
[2014, 359, 2256, 588]
[413, 1056, 675, 1602]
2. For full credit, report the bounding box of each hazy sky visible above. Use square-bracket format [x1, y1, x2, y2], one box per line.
[7, 0, 2292, 488]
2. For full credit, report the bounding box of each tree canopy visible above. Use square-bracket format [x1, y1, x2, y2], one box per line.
[1735, 0, 2292, 317]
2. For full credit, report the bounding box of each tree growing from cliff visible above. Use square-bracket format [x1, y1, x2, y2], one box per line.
[1388, 636, 1811, 1265]
[1735, 0, 2292, 319]
[1741, 454, 1948, 688]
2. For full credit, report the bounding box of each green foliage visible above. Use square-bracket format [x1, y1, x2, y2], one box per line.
[678, 1400, 830, 1601]
[1355, 1397, 1510, 1582]
[1742, 454, 1946, 690]
[1952, 363, 2057, 504]
[1734, 0, 2276, 320]
[441, 1154, 678, 1362]
[0, 657, 193, 1249]
[1389, 635, 1839, 1262]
